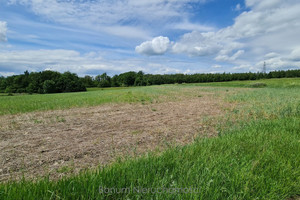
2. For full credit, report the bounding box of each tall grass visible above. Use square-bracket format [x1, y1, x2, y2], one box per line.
[1, 117, 299, 200]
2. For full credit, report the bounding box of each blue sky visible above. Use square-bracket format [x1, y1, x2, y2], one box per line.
[0, 0, 300, 77]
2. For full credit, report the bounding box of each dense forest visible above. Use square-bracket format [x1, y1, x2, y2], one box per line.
[0, 71, 86, 94]
[1, 69, 300, 94]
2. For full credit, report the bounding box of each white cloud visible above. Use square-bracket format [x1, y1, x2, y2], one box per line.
[7, 0, 209, 40]
[170, 20, 215, 32]
[0, 49, 193, 76]
[212, 64, 222, 69]
[103, 26, 151, 40]
[245, 0, 282, 10]
[233, 64, 254, 71]
[0, 21, 7, 42]
[0, 48, 220, 76]
[235, 4, 241, 11]
[0, 49, 120, 76]
[136, 0, 300, 72]
[172, 31, 221, 56]
[3, 0, 300, 74]
[289, 48, 300, 61]
[264, 52, 280, 59]
[135, 36, 171, 56]
[215, 50, 244, 62]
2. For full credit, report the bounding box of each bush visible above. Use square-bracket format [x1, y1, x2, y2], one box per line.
[249, 83, 267, 88]
[5, 86, 16, 93]
[16, 88, 26, 93]
[26, 83, 35, 94]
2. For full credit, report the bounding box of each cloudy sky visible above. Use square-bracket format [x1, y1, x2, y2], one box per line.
[0, 0, 300, 77]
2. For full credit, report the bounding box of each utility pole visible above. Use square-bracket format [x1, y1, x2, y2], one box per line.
[263, 61, 266, 73]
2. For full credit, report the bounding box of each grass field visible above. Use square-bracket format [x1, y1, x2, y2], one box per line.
[0, 86, 166, 115]
[189, 78, 300, 88]
[0, 78, 299, 199]
[0, 78, 299, 116]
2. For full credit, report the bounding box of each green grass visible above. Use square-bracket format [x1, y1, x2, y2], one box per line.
[1, 78, 300, 199]
[1, 117, 299, 200]
[0, 86, 173, 115]
[1, 78, 299, 116]
[86, 87, 129, 92]
[188, 78, 300, 88]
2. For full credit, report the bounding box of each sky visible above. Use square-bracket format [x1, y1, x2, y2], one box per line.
[0, 0, 300, 77]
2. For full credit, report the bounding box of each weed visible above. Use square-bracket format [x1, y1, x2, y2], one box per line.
[131, 130, 143, 135]
[33, 119, 43, 124]
[56, 116, 66, 123]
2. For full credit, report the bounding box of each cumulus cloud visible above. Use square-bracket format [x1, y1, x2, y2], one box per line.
[0, 49, 189, 76]
[172, 31, 221, 56]
[0, 49, 121, 76]
[0, 21, 7, 42]
[167, 30, 244, 59]
[289, 48, 300, 61]
[135, 36, 171, 55]
[245, 0, 282, 10]
[3, 0, 300, 73]
[136, 0, 300, 71]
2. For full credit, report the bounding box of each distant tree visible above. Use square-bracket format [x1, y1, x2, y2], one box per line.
[26, 83, 35, 94]
[82, 75, 95, 87]
[95, 73, 111, 87]
[111, 75, 120, 87]
[2, 69, 300, 93]
[118, 71, 136, 86]
[43, 80, 56, 93]
[134, 71, 146, 86]
[59, 71, 86, 92]
[0, 76, 6, 92]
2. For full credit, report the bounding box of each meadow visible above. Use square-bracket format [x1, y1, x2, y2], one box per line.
[0, 78, 299, 116]
[0, 78, 299, 199]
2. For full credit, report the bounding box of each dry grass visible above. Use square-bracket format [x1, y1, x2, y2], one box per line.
[0, 91, 230, 181]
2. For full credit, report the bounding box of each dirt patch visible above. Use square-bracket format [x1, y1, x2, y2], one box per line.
[0, 93, 229, 181]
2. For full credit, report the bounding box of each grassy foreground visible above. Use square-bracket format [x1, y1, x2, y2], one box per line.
[1, 118, 299, 199]
[0, 78, 300, 199]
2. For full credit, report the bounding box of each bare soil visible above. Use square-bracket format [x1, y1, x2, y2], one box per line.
[0, 93, 228, 181]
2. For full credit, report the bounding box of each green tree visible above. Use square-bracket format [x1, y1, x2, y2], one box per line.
[118, 71, 137, 86]
[96, 73, 111, 87]
[82, 75, 95, 87]
[134, 71, 146, 86]
[43, 80, 56, 93]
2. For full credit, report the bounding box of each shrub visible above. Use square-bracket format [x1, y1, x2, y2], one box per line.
[249, 82, 267, 88]
[5, 86, 16, 93]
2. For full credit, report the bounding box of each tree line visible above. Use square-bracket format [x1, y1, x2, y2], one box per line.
[0, 70, 86, 94]
[82, 69, 300, 88]
[1, 69, 300, 94]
